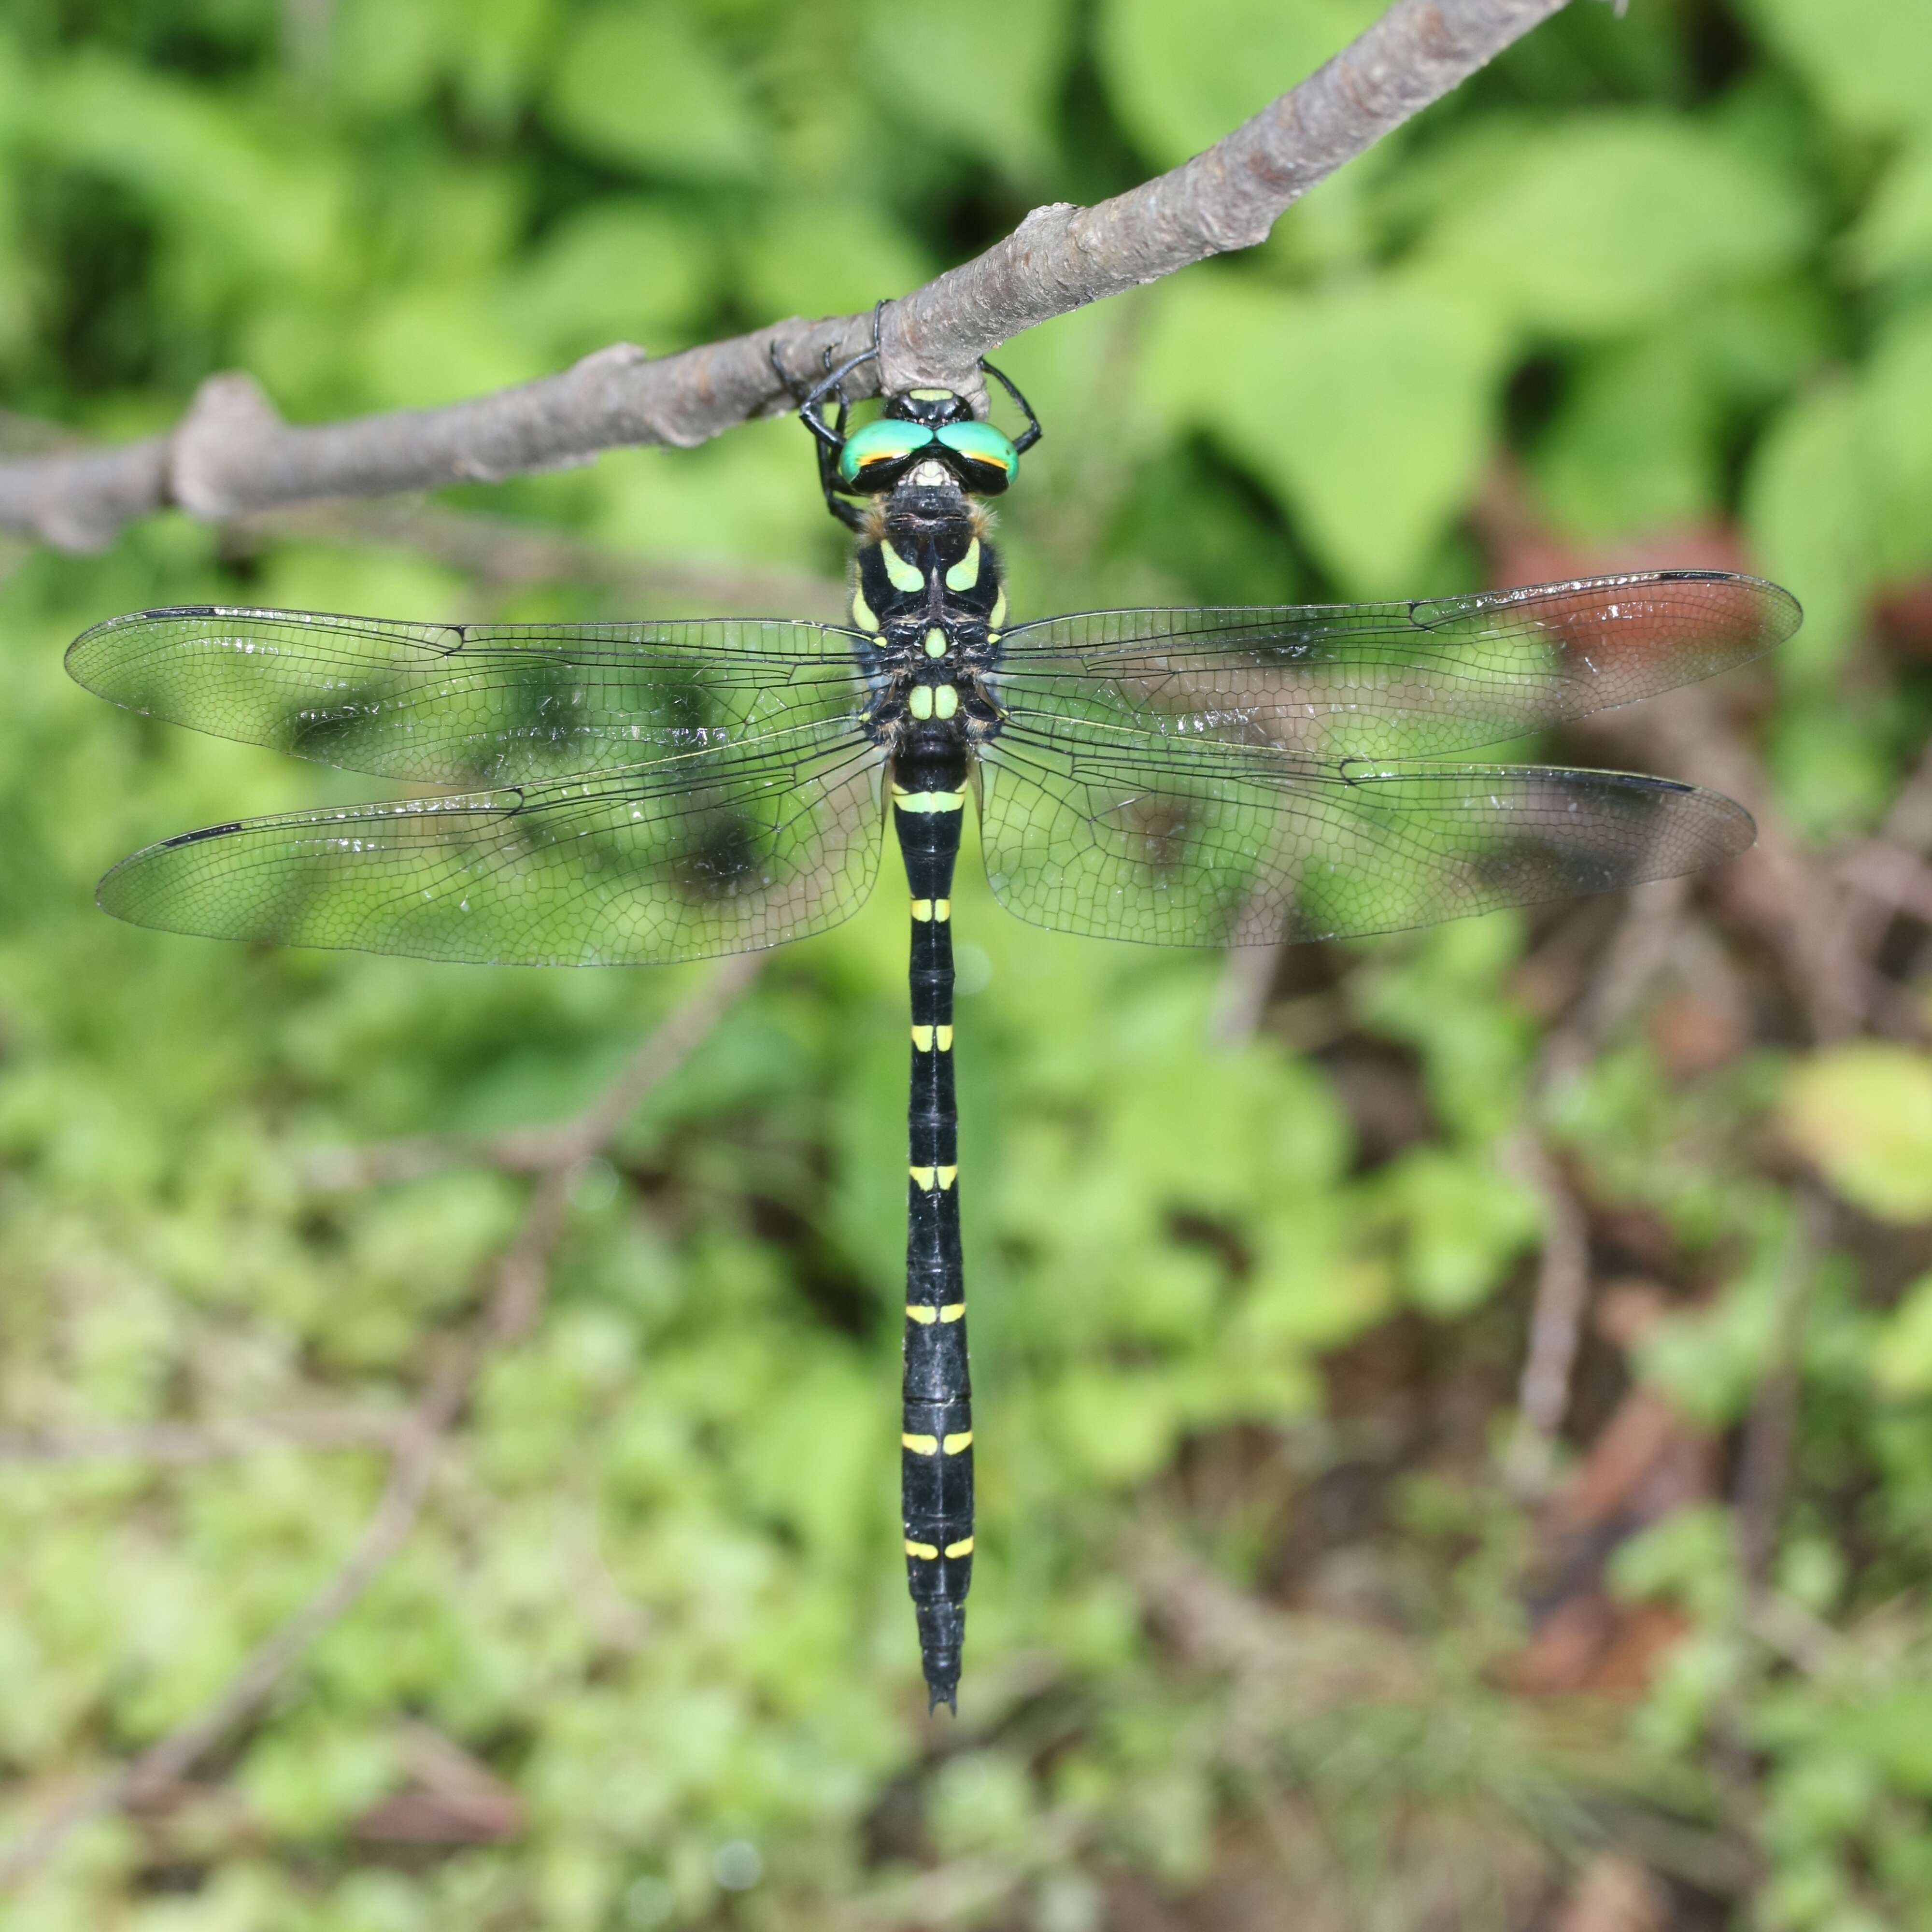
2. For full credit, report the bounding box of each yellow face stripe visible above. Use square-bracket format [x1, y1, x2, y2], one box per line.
[894, 790, 965, 813]
[911, 1024, 934, 1051]
[880, 541, 923, 594]
[901, 1433, 938, 1455]
[905, 1540, 938, 1560]
[923, 627, 948, 658]
[942, 1432, 972, 1454]
[944, 539, 981, 591]
[943, 1537, 974, 1559]
[932, 683, 959, 719]
[937, 1025, 954, 1051]
[908, 685, 934, 720]
[938, 1302, 965, 1322]
[905, 1305, 937, 1324]
[851, 586, 878, 632]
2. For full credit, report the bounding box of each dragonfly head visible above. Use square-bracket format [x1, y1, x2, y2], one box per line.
[837, 390, 1022, 500]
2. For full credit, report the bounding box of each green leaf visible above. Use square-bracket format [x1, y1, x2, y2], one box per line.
[1747, 304, 1932, 680]
[1872, 1273, 1932, 1396]
[865, 0, 1074, 178]
[1782, 1044, 1932, 1222]
[1144, 275, 1506, 592]
[1533, 330, 1720, 539]
[1845, 138, 1932, 287]
[735, 197, 933, 327]
[503, 200, 714, 360]
[1417, 114, 1812, 339]
[1736, 0, 1932, 137]
[1744, 377, 1870, 677]
[1097, 0, 1384, 170]
[546, 7, 765, 181]
[1378, 1146, 1540, 1317]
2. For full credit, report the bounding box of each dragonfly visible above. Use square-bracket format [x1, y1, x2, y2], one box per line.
[67, 331, 1801, 1713]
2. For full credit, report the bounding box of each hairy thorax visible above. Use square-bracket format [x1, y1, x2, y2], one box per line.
[849, 468, 1008, 757]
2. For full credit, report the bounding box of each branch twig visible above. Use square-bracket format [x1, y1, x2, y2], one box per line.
[0, 956, 760, 1891]
[0, 0, 1566, 554]
[306, 952, 762, 1189]
[0, 1412, 408, 1465]
[1505, 878, 1689, 1491]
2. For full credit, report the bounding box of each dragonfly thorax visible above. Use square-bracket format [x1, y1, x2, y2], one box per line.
[851, 475, 1008, 754]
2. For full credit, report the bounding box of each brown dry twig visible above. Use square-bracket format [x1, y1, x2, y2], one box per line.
[0, 955, 760, 1891]
[0, 0, 1568, 553]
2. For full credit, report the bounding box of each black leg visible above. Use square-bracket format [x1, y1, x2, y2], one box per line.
[771, 335, 871, 531]
[981, 358, 1043, 455]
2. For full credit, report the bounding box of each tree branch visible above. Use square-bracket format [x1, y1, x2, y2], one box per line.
[0, 0, 1568, 554]
[0, 957, 758, 1892]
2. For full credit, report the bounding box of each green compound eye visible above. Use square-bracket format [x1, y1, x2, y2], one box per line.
[838, 419, 935, 487]
[936, 419, 1020, 488]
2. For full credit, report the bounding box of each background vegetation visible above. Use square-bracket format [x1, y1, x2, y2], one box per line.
[2, 0, 1931, 1926]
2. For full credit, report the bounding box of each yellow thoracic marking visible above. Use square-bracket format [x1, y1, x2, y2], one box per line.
[932, 683, 959, 719]
[911, 1024, 934, 1051]
[937, 1025, 954, 1051]
[905, 1305, 937, 1324]
[923, 627, 948, 658]
[910, 898, 934, 921]
[937, 1165, 958, 1190]
[901, 1433, 938, 1455]
[989, 584, 1008, 629]
[894, 789, 965, 813]
[944, 538, 981, 591]
[905, 1540, 939, 1560]
[909, 1165, 936, 1190]
[944, 1537, 974, 1558]
[881, 541, 923, 594]
[938, 1302, 965, 1322]
[942, 1431, 973, 1454]
[908, 685, 934, 720]
[909, 387, 952, 400]
[851, 585, 878, 632]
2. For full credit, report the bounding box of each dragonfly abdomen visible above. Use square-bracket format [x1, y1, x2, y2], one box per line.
[893, 720, 972, 1713]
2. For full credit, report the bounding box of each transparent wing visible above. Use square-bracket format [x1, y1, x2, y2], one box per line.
[976, 727, 1754, 947]
[994, 571, 1798, 762]
[67, 605, 867, 786]
[97, 729, 888, 966]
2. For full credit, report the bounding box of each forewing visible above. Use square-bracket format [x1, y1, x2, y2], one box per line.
[97, 732, 888, 966]
[68, 606, 866, 785]
[994, 571, 1798, 762]
[976, 729, 1753, 947]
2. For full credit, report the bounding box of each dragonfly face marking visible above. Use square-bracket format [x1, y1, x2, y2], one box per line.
[71, 327, 1801, 1719]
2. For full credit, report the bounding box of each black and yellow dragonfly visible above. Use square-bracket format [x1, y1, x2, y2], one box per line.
[66, 346, 1800, 1711]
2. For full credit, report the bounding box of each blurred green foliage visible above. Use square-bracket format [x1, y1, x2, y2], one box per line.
[1, 0, 1931, 1927]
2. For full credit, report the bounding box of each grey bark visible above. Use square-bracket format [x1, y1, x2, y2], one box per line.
[0, 0, 1568, 552]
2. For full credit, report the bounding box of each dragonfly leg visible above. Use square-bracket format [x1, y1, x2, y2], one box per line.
[980, 357, 1043, 455]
